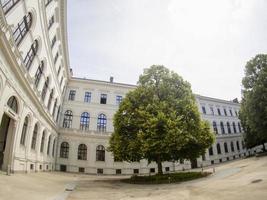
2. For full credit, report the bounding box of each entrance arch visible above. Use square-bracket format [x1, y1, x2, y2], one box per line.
[0, 96, 19, 171]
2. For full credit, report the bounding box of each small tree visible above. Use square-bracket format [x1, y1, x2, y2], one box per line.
[240, 54, 267, 150]
[109, 65, 214, 174]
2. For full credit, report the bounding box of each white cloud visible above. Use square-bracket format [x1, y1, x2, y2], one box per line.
[68, 0, 267, 100]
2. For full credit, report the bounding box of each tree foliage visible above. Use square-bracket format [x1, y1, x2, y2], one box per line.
[239, 54, 267, 149]
[108, 65, 214, 174]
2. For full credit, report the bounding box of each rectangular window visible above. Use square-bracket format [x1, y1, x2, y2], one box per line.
[116, 169, 122, 174]
[210, 107, 214, 115]
[217, 108, 221, 115]
[84, 92, 91, 103]
[97, 168, 103, 174]
[165, 167, 170, 172]
[100, 94, 107, 104]
[68, 90, 76, 101]
[79, 167, 85, 173]
[133, 169, 139, 174]
[51, 35, 57, 48]
[116, 95, 123, 105]
[150, 168, 155, 173]
[235, 110, 238, 116]
[229, 109, 233, 116]
[224, 108, 227, 116]
[201, 106, 206, 114]
[48, 15, 55, 30]
[30, 164, 34, 170]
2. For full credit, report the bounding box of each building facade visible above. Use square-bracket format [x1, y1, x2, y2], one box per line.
[0, 0, 246, 175]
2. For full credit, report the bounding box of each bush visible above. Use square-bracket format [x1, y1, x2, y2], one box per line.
[122, 172, 211, 184]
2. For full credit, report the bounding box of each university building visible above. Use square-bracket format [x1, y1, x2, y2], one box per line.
[0, 0, 246, 174]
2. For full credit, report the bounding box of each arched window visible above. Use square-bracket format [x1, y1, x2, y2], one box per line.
[77, 144, 87, 160]
[232, 122, 237, 133]
[1, 0, 21, 14]
[13, 13, 32, 46]
[41, 77, 49, 101]
[40, 131, 45, 153]
[226, 122, 231, 134]
[96, 145, 105, 161]
[52, 98, 57, 117]
[238, 122, 242, 133]
[63, 110, 72, 128]
[31, 124, 38, 150]
[7, 96, 18, 113]
[224, 142, 228, 153]
[60, 142, 69, 158]
[80, 112, 90, 130]
[220, 122, 225, 134]
[208, 147, 213, 156]
[47, 89, 54, 110]
[236, 141, 240, 151]
[97, 114, 107, 132]
[20, 116, 29, 145]
[231, 141, 235, 152]
[47, 135, 51, 155]
[216, 143, 221, 154]
[34, 61, 44, 88]
[212, 121, 218, 134]
[23, 40, 38, 70]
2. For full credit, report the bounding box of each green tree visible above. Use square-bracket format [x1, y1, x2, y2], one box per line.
[240, 54, 267, 150]
[108, 65, 214, 174]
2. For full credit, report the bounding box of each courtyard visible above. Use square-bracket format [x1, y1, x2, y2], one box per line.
[0, 156, 266, 200]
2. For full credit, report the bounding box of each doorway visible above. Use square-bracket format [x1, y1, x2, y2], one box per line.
[0, 113, 13, 170]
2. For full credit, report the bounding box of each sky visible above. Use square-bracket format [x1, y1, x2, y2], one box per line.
[67, 0, 267, 100]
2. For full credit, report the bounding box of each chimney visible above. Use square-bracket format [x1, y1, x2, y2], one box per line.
[110, 76, 114, 83]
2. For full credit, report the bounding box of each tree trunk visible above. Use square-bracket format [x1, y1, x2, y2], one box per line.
[157, 157, 163, 175]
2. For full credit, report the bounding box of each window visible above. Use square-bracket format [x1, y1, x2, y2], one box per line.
[84, 92, 91, 103]
[31, 124, 38, 150]
[133, 169, 139, 174]
[47, 135, 51, 155]
[150, 168, 155, 173]
[7, 96, 18, 113]
[12, 13, 32, 46]
[236, 141, 240, 151]
[45, 0, 53, 6]
[233, 122, 237, 133]
[47, 89, 54, 110]
[100, 94, 107, 104]
[224, 108, 227, 116]
[54, 52, 59, 64]
[217, 108, 221, 116]
[210, 107, 214, 115]
[51, 35, 56, 48]
[52, 98, 57, 117]
[48, 15, 55, 30]
[79, 167, 85, 173]
[78, 144, 87, 160]
[63, 110, 73, 128]
[1, 0, 21, 14]
[34, 61, 44, 88]
[116, 169, 122, 174]
[96, 145, 105, 161]
[235, 110, 238, 116]
[201, 106, 206, 114]
[40, 131, 45, 153]
[116, 95, 123, 105]
[226, 122, 231, 134]
[231, 141, 235, 152]
[217, 143, 221, 154]
[20, 116, 29, 145]
[97, 113, 107, 132]
[41, 77, 49, 101]
[224, 142, 228, 153]
[220, 122, 225, 134]
[209, 147, 213, 156]
[60, 142, 69, 158]
[212, 121, 218, 134]
[68, 90, 76, 101]
[97, 168, 103, 174]
[52, 139, 56, 157]
[229, 109, 233, 116]
[80, 112, 90, 130]
[165, 167, 170, 172]
[238, 122, 242, 133]
[23, 40, 38, 70]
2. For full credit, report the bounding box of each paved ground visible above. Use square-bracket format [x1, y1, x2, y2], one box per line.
[1, 157, 267, 200]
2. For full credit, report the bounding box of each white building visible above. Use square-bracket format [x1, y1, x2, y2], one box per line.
[0, 0, 246, 174]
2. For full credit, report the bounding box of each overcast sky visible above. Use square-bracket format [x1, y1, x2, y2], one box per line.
[67, 0, 267, 100]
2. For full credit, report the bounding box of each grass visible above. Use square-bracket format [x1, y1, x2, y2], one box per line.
[122, 171, 211, 184]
